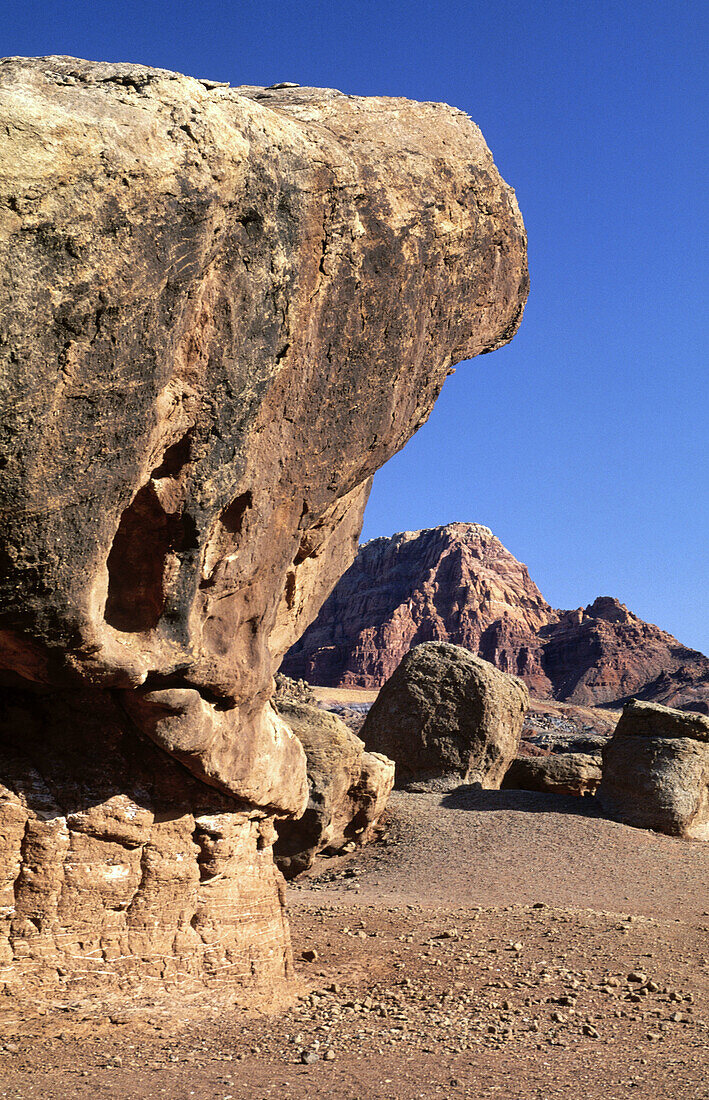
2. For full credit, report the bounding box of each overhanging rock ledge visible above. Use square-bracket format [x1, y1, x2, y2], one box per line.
[0, 56, 528, 994]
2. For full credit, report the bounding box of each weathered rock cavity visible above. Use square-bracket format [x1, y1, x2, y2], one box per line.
[0, 56, 527, 990]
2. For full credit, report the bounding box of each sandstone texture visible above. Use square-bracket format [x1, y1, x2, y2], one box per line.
[502, 752, 601, 797]
[283, 523, 709, 711]
[597, 700, 709, 839]
[273, 701, 394, 878]
[360, 642, 529, 789]
[0, 57, 527, 989]
[0, 687, 292, 1000]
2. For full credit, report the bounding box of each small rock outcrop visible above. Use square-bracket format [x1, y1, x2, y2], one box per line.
[274, 673, 317, 706]
[502, 752, 601, 797]
[360, 642, 529, 790]
[273, 701, 394, 878]
[283, 524, 709, 712]
[0, 57, 528, 992]
[597, 700, 709, 839]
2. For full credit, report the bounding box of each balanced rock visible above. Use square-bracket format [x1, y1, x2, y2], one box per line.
[360, 642, 529, 789]
[597, 700, 709, 839]
[273, 701, 394, 878]
[502, 752, 601, 797]
[0, 57, 528, 991]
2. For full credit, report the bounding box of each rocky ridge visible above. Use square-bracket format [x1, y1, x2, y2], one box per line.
[283, 523, 709, 711]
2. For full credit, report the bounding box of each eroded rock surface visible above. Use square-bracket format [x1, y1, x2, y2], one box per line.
[0, 57, 527, 988]
[283, 524, 709, 711]
[597, 700, 709, 839]
[502, 752, 601, 797]
[0, 687, 292, 998]
[273, 701, 394, 878]
[361, 642, 529, 790]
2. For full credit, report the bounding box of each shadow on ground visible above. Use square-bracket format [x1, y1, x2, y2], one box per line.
[440, 785, 604, 819]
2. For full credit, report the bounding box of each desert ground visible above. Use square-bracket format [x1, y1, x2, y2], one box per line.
[2, 784, 707, 1100]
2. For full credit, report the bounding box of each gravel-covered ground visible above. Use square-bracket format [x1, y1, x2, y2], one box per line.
[2, 789, 708, 1099]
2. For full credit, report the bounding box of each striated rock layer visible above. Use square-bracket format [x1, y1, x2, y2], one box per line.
[0, 688, 291, 997]
[283, 524, 709, 711]
[0, 57, 528, 989]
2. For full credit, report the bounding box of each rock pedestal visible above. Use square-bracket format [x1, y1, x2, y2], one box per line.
[0, 56, 527, 991]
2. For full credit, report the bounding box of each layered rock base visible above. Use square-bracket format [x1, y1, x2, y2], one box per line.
[0, 687, 291, 995]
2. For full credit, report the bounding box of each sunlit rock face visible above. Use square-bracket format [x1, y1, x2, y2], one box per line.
[0, 56, 527, 991]
[598, 700, 709, 840]
[283, 524, 556, 693]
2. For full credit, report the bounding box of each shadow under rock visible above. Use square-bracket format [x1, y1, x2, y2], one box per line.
[439, 785, 605, 819]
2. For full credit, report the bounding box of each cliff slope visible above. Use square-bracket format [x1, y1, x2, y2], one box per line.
[282, 524, 709, 711]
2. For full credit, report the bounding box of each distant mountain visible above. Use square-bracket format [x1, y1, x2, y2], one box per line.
[281, 523, 709, 712]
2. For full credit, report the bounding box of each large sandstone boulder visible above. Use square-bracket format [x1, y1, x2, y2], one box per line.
[502, 752, 601, 797]
[273, 701, 394, 878]
[360, 642, 529, 789]
[0, 57, 527, 992]
[597, 700, 709, 839]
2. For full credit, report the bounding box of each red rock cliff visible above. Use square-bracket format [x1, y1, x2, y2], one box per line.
[282, 524, 709, 712]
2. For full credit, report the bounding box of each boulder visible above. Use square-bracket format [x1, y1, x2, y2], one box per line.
[597, 700, 709, 839]
[0, 57, 528, 992]
[273, 701, 394, 878]
[360, 642, 529, 789]
[502, 752, 601, 797]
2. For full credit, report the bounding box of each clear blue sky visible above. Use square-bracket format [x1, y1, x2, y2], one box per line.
[7, 0, 708, 651]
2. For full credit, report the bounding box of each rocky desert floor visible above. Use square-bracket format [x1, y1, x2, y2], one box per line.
[2, 787, 708, 1100]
